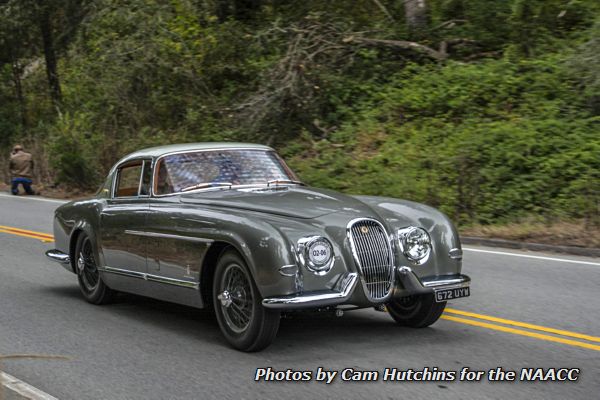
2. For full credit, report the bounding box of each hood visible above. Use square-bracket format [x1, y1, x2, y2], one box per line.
[179, 186, 375, 219]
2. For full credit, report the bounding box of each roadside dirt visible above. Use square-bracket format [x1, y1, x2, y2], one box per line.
[461, 220, 600, 249]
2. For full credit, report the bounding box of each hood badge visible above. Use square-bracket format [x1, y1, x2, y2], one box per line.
[360, 226, 370, 234]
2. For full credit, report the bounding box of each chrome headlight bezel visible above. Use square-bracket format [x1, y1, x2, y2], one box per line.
[397, 226, 432, 265]
[297, 236, 335, 275]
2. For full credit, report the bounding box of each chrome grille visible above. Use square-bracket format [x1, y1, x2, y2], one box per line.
[348, 219, 394, 300]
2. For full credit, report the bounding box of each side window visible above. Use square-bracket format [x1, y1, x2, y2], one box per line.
[154, 159, 174, 195]
[114, 162, 143, 197]
[139, 160, 153, 196]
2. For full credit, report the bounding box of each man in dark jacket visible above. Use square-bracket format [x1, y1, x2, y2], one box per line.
[9, 144, 35, 195]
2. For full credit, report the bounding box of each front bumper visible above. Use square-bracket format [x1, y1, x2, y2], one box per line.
[45, 249, 73, 273]
[262, 266, 470, 310]
[262, 273, 359, 310]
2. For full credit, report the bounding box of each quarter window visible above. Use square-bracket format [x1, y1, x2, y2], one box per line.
[115, 162, 143, 197]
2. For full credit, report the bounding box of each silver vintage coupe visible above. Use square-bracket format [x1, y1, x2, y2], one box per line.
[46, 143, 470, 351]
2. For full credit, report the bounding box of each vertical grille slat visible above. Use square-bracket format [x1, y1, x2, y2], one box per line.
[348, 219, 394, 300]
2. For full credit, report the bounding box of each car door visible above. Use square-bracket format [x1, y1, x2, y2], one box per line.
[143, 156, 211, 307]
[99, 159, 151, 287]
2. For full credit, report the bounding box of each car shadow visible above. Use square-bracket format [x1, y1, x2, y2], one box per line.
[42, 284, 466, 354]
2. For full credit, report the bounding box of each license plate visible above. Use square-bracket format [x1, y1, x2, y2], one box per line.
[434, 286, 470, 302]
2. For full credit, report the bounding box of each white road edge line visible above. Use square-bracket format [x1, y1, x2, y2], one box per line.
[0, 193, 67, 204]
[463, 247, 600, 266]
[0, 371, 58, 400]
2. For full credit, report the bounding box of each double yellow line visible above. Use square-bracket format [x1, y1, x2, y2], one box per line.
[0, 225, 54, 243]
[443, 308, 600, 352]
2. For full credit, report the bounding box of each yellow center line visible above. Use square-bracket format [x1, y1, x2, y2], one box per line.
[0, 225, 54, 239]
[0, 226, 54, 243]
[0, 229, 54, 242]
[445, 308, 600, 343]
[441, 315, 600, 352]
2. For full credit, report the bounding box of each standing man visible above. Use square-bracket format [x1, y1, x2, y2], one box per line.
[9, 144, 36, 195]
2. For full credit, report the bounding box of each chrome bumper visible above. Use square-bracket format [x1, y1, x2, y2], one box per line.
[262, 273, 358, 310]
[396, 266, 470, 293]
[45, 249, 73, 272]
[261, 266, 470, 310]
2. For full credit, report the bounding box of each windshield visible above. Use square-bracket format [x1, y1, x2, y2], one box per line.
[154, 149, 300, 195]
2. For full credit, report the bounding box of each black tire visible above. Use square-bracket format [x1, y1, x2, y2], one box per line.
[386, 293, 446, 328]
[213, 249, 280, 352]
[74, 233, 114, 305]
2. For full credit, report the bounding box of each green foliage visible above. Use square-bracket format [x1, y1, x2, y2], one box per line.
[286, 56, 600, 225]
[0, 0, 599, 227]
[568, 20, 600, 115]
[48, 112, 101, 188]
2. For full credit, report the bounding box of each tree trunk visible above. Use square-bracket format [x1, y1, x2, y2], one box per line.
[403, 0, 428, 36]
[11, 59, 28, 132]
[38, 7, 62, 108]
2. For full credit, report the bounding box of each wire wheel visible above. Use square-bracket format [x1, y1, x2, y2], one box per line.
[77, 237, 99, 292]
[218, 263, 254, 334]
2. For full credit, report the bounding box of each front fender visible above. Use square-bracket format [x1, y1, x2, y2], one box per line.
[53, 199, 103, 273]
[353, 195, 463, 278]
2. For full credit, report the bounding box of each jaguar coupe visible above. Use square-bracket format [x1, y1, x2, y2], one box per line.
[46, 143, 470, 351]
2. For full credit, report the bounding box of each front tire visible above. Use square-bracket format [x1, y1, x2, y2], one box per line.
[386, 293, 446, 328]
[74, 233, 114, 305]
[213, 249, 280, 352]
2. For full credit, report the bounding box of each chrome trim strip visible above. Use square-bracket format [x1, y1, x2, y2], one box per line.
[45, 249, 70, 264]
[102, 266, 146, 280]
[262, 272, 358, 310]
[147, 274, 199, 289]
[396, 266, 471, 292]
[124, 230, 214, 244]
[100, 266, 200, 289]
[422, 276, 470, 288]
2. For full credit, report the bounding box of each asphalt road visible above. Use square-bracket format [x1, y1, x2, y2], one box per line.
[0, 193, 598, 400]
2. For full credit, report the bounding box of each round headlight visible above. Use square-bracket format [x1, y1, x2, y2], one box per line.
[297, 236, 334, 275]
[398, 227, 431, 264]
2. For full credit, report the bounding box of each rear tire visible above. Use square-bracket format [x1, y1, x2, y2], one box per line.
[74, 233, 114, 305]
[213, 249, 280, 352]
[386, 293, 446, 328]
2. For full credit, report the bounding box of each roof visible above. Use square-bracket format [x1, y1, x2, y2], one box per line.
[116, 142, 274, 165]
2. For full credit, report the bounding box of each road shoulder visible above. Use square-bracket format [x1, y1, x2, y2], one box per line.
[462, 236, 600, 257]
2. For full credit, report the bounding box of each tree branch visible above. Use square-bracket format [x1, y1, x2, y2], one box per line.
[431, 19, 467, 31]
[343, 36, 446, 60]
[371, 0, 395, 22]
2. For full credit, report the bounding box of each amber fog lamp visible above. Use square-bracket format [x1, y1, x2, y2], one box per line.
[297, 236, 334, 275]
[397, 227, 431, 264]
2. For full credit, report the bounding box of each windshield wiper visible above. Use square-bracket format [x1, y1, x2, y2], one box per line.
[181, 182, 233, 192]
[267, 179, 304, 187]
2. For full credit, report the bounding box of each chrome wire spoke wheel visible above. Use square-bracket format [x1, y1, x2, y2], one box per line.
[219, 263, 254, 334]
[78, 237, 99, 292]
